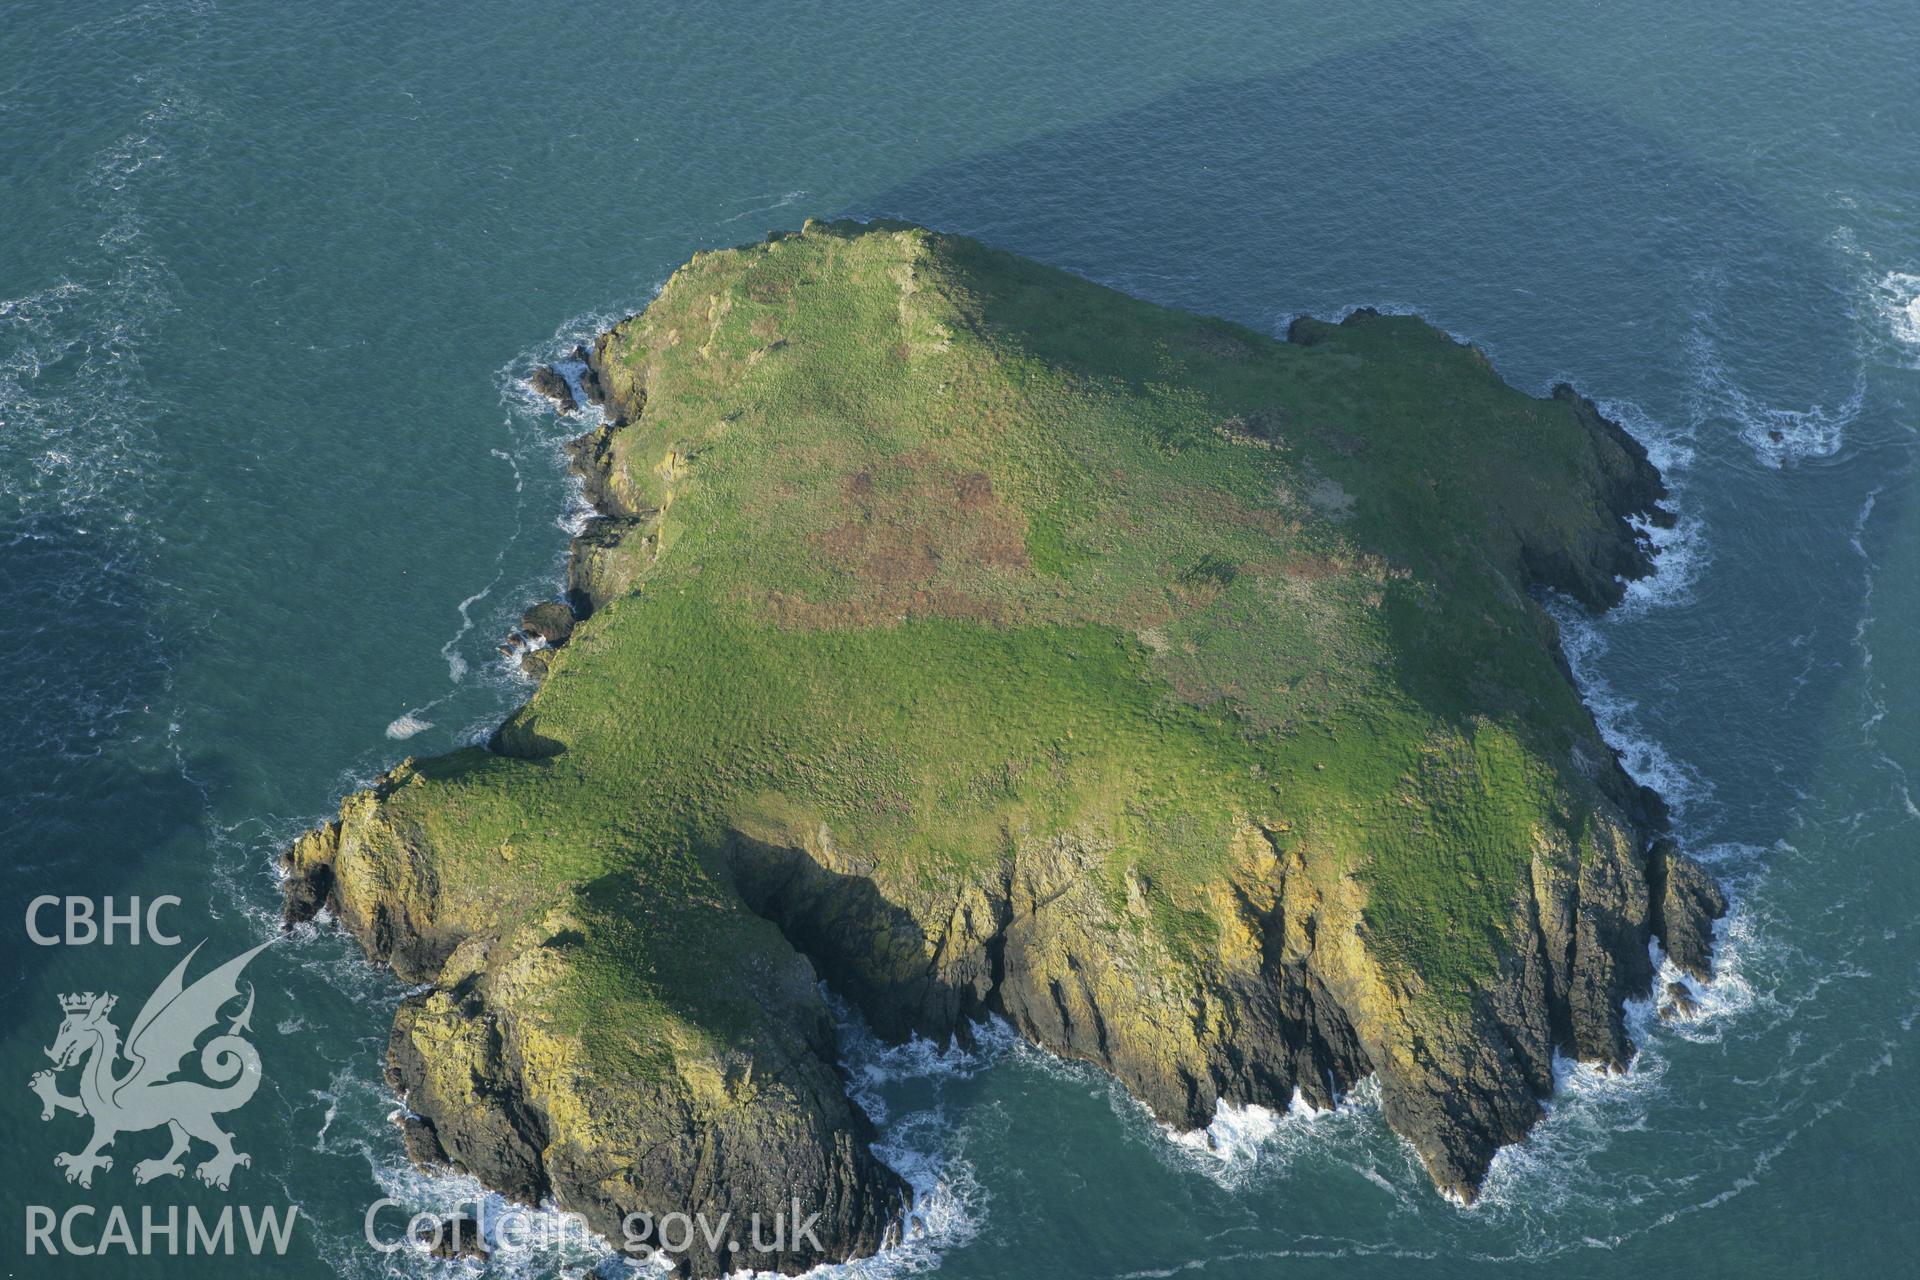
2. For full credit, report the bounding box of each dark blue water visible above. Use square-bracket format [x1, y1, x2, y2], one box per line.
[4, 2, 1917, 1276]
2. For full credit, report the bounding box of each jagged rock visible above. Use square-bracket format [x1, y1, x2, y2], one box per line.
[529, 365, 577, 413]
[283, 221, 1727, 1273]
[283, 856, 333, 925]
[1660, 981, 1703, 1022]
[564, 514, 654, 617]
[397, 1111, 450, 1168]
[571, 343, 610, 410]
[414, 1212, 489, 1261]
[519, 601, 575, 648]
[1650, 839, 1728, 980]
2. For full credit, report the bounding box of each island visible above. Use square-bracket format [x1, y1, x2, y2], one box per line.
[284, 219, 1725, 1275]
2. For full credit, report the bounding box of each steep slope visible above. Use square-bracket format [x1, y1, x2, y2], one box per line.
[286, 219, 1722, 1274]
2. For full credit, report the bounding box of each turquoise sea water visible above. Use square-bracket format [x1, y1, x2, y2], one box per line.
[4, 1, 1917, 1275]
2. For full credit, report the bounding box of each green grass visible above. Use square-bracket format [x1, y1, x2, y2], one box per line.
[374, 219, 1647, 1049]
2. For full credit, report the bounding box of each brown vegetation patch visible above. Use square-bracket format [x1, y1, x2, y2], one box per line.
[862, 533, 940, 587]
[971, 524, 1029, 570]
[781, 457, 1034, 627]
[1184, 486, 1304, 541]
[745, 276, 791, 305]
[1281, 554, 1346, 581]
[953, 472, 995, 511]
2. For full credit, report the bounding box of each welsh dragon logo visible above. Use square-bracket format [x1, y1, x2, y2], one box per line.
[30, 939, 271, 1191]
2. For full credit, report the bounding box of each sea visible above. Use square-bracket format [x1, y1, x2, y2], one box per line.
[3, 1, 1917, 1276]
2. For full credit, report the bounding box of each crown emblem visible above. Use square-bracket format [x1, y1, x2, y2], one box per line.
[34, 939, 272, 1193]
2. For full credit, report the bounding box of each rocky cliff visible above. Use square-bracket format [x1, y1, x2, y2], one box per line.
[286, 220, 1723, 1273]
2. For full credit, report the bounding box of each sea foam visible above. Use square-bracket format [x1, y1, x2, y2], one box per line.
[383, 712, 433, 740]
[795, 997, 1011, 1277]
[1686, 328, 1865, 467]
[1552, 602, 1710, 819]
[1873, 270, 1920, 366]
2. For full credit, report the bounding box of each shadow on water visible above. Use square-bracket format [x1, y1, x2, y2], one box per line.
[0, 515, 209, 993]
[814, 20, 1919, 1276]
[4, 14, 1906, 1275]
[856, 22, 1843, 373]
[852, 18, 1905, 856]
[0, 512, 243, 1247]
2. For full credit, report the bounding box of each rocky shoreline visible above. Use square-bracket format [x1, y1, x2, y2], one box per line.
[285, 230, 1726, 1274]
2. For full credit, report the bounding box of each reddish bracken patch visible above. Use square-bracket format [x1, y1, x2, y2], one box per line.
[1281, 554, 1346, 581]
[954, 471, 995, 511]
[799, 456, 1031, 625]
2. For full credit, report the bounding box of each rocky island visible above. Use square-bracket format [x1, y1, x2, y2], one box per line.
[285, 220, 1724, 1274]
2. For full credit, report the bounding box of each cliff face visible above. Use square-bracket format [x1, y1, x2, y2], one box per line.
[287, 798, 906, 1276]
[286, 220, 1723, 1273]
[722, 751, 1714, 1199]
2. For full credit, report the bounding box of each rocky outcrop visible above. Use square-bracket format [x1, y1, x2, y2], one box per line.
[519, 600, 575, 648]
[724, 772, 1716, 1203]
[1540, 382, 1676, 608]
[572, 342, 611, 412]
[285, 224, 1727, 1273]
[384, 942, 901, 1276]
[289, 745, 1721, 1257]
[1660, 982, 1703, 1023]
[1289, 310, 1673, 614]
[1649, 838, 1729, 981]
[415, 1212, 490, 1261]
[560, 410, 660, 617]
[528, 365, 577, 413]
[285, 785, 907, 1277]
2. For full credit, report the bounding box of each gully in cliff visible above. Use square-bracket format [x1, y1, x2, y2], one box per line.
[286, 220, 1724, 1275]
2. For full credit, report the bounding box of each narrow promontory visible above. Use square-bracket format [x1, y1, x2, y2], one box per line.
[286, 220, 1723, 1275]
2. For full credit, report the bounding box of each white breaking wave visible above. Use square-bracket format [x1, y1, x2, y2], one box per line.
[439, 581, 495, 682]
[1652, 890, 1764, 1041]
[1171, 1095, 1312, 1160]
[1160, 1083, 1369, 1188]
[1595, 393, 1710, 613]
[792, 1000, 1013, 1278]
[1553, 605, 1711, 817]
[1686, 328, 1865, 467]
[1621, 505, 1709, 613]
[1872, 270, 1920, 367]
[1547, 404, 1715, 821]
[383, 713, 433, 740]
[1544, 390, 1713, 809]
